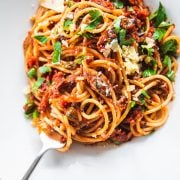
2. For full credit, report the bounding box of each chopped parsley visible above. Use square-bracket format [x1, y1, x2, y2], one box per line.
[33, 109, 40, 119]
[119, 29, 134, 46]
[151, 3, 173, 42]
[24, 102, 36, 116]
[128, 6, 134, 12]
[85, 10, 102, 30]
[63, 19, 73, 31]
[161, 39, 178, 55]
[149, 11, 158, 21]
[163, 55, 172, 71]
[158, 21, 172, 28]
[38, 66, 52, 75]
[52, 41, 62, 64]
[114, 17, 121, 33]
[32, 77, 45, 92]
[151, 59, 157, 67]
[89, 9, 101, 19]
[166, 70, 175, 81]
[75, 55, 86, 65]
[153, 28, 166, 42]
[163, 55, 175, 81]
[67, 0, 74, 7]
[147, 48, 154, 56]
[141, 89, 150, 99]
[113, 0, 124, 9]
[80, 33, 94, 39]
[155, 3, 167, 27]
[130, 101, 136, 109]
[28, 68, 36, 79]
[142, 69, 156, 77]
[142, 46, 154, 56]
[34, 35, 48, 44]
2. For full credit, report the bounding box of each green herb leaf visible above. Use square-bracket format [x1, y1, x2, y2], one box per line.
[114, 17, 121, 33]
[141, 38, 155, 56]
[122, 39, 134, 46]
[141, 89, 150, 99]
[119, 29, 134, 46]
[142, 48, 154, 56]
[155, 3, 167, 27]
[163, 55, 171, 71]
[34, 35, 48, 44]
[85, 16, 102, 30]
[151, 58, 157, 69]
[130, 101, 136, 108]
[149, 11, 158, 20]
[142, 69, 156, 77]
[158, 21, 172, 28]
[63, 19, 73, 31]
[166, 70, 175, 81]
[25, 113, 33, 119]
[52, 41, 62, 64]
[80, 33, 94, 39]
[33, 109, 40, 119]
[67, 0, 74, 7]
[128, 6, 134, 12]
[75, 55, 86, 65]
[147, 48, 154, 56]
[161, 39, 178, 55]
[145, 57, 157, 67]
[89, 10, 101, 19]
[85, 10, 102, 30]
[119, 29, 126, 40]
[139, 95, 147, 106]
[28, 68, 36, 79]
[142, 44, 155, 56]
[32, 77, 45, 92]
[38, 66, 52, 75]
[151, 59, 157, 67]
[153, 28, 166, 41]
[112, 140, 121, 145]
[24, 102, 36, 115]
[113, 0, 124, 9]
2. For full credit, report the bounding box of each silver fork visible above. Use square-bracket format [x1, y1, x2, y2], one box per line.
[22, 132, 64, 180]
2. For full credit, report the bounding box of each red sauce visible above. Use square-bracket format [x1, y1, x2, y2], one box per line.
[27, 56, 37, 69]
[90, 0, 114, 9]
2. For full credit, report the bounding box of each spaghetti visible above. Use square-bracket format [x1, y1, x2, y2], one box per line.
[23, 0, 180, 151]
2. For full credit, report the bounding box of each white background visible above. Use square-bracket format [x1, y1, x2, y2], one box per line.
[0, 0, 180, 180]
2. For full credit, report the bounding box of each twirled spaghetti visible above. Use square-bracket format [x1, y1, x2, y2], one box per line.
[23, 0, 180, 151]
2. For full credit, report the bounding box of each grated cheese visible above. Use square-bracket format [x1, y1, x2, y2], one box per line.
[124, 61, 140, 75]
[122, 45, 140, 75]
[67, 12, 74, 19]
[61, 40, 68, 47]
[122, 45, 139, 63]
[39, 0, 64, 13]
[103, 38, 119, 57]
[142, 37, 155, 49]
[133, 96, 139, 101]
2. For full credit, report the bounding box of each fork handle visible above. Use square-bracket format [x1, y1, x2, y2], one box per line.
[22, 147, 48, 180]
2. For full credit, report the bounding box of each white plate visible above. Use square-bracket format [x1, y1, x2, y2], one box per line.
[0, 0, 180, 180]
